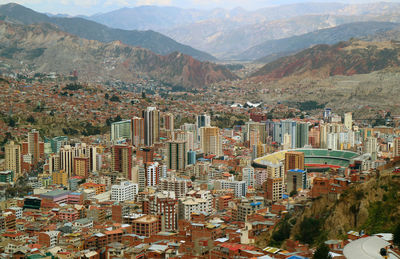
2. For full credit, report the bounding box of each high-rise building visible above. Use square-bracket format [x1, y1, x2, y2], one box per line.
[137, 147, 154, 163]
[48, 136, 68, 154]
[111, 145, 133, 180]
[143, 191, 178, 231]
[48, 154, 60, 174]
[323, 108, 332, 121]
[200, 126, 223, 156]
[285, 151, 305, 171]
[264, 178, 284, 202]
[196, 114, 211, 129]
[111, 181, 138, 202]
[167, 140, 187, 171]
[245, 121, 266, 144]
[145, 162, 160, 187]
[111, 120, 131, 141]
[216, 180, 247, 197]
[52, 170, 68, 186]
[5, 141, 21, 181]
[273, 120, 297, 148]
[242, 166, 255, 188]
[162, 113, 174, 132]
[187, 150, 197, 165]
[394, 137, 400, 157]
[130, 117, 144, 147]
[344, 112, 353, 130]
[142, 107, 160, 146]
[60, 145, 74, 176]
[74, 156, 89, 178]
[327, 133, 338, 150]
[160, 178, 188, 198]
[286, 169, 307, 193]
[296, 123, 309, 148]
[28, 129, 40, 164]
[365, 137, 378, 160]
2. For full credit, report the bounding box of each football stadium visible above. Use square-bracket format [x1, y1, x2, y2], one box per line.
[252, 148, 361, 170]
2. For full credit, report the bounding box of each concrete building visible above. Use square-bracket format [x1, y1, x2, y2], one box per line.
[145, 162, 160, 187]
[111, 144, 133, 180]
[160, 177, 188, 198]
[286, 169, 307, 193]
[142, 107, 160, 146]
[242, 166, 255, 189]
[111, 181, 138, 202]
[166, 140, 187, 171]
[4, 141, 21, 181]
[111, 120, 131, 142]
[131, 117, 145, 147]
[178, 197, 209, 220]
[394, 137, 400, 157]
[200, 126, 223, 157]
[344, 112, 353, 130]
[285, 151, 305, 171]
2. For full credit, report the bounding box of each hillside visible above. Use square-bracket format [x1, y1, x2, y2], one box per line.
[0, 3, 216, 61]
[236, 22, 399, 61]
[251, 40, 400, 80]
[0, 22, 236, 88]
[256, 166, 400, 248]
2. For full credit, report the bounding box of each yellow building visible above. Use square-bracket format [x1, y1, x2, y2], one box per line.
[52, 170, 68, 186]
[5, 141, 21, 181]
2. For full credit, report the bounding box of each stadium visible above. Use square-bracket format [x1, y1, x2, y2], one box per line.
[252, 148, 361, 170]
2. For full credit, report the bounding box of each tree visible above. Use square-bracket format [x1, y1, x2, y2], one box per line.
[27, 115, 35, 124]
[270, 217, 292, 246]
[110, 95, 120, 102]
[190, 176, 196, 182]
[142, 92, 146, 99]
[394, 224, 400, 247]
[313, 244, 331, 259]
[105, 93, 109, 99]
[7, 117, 15, 127]
[297, 217, 321, 244]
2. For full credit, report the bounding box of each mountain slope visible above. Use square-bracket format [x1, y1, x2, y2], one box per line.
[0, 3, 216, 61]
[236, 22, 399, 61]
[0, 22, 236, 88]
[251, 40, 400, 80]
[90, 3, 347, 31]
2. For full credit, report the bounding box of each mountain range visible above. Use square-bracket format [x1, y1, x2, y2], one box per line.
[0, 21, 236, 88]
[237, 21, 400, 62]
[85, 2, 400, 60]
[251, 40, 400, 80]
[0, 3, 215, 61]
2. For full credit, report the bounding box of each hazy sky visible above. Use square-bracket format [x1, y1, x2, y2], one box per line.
[2, 0, 400, 15]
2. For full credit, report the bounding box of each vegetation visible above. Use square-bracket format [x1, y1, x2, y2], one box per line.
[298, 101, 325, 111]
[63, 83, 82, 91]
[269, 216, 292, 247]
[313, 244, 331, 259]
[109, 95, 121, 102]
[297, 217, 322, 245]
[394, 224, 400, 247]
[27, 115, 36, 124]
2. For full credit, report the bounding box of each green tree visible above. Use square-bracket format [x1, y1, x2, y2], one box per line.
[190, 176, 196, 182]
[270, 217, 292, 246]
[313, 244, 331, 259]
[105, 93, 109, 99]
[297, 217, 321, 244]
[110, 95, 120, 102]
[27, 115, 35, 124]
[7, 117, 16, 127]
[394, 224, 400, 247]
